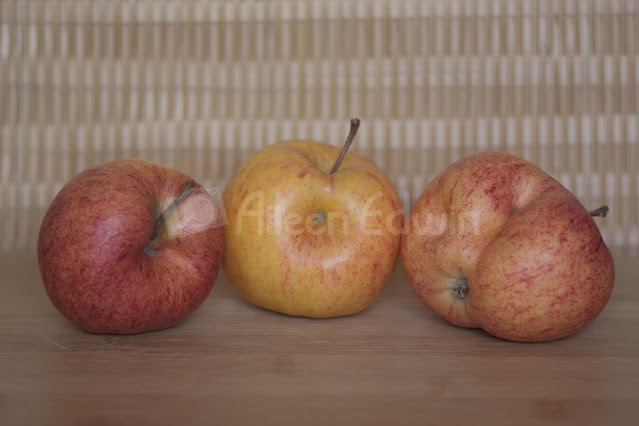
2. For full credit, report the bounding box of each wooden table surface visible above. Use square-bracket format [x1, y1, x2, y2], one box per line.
[1, 253, 638, 426]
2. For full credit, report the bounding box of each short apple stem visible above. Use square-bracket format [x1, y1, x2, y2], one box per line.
[589, 205, 609, 217]
[329, 118, 361, 174]
[149, 180, 196, 242]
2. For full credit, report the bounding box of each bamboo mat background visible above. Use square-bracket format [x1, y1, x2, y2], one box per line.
[1, 0, 638, 254]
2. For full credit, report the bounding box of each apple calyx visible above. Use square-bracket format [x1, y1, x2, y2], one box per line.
[312, 209, 326, 225]
[145, 180, 196, 254]
[329, 118, 361, 174]
[589, 205, 609, 217]
[453, 277, 469, 300]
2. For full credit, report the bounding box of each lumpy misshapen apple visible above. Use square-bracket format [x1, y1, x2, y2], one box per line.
[38, 159, 224, 334]
[222, 120, 403, 318]
[401, 152, 615, 342]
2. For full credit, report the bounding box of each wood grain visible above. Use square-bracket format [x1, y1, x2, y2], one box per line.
[1, 253, 638, 426]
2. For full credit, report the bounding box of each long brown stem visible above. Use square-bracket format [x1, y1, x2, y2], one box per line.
[149, 180, 196, 242]
[329, 118, 361, 174]
[589, 205, 609, 217]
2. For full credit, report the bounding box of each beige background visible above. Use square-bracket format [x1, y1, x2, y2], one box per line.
[1, 0, 637, 254]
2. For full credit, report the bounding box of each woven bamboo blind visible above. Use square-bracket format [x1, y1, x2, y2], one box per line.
[1, 0, 638, 254]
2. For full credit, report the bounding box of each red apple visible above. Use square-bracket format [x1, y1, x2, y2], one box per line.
[37, 159, 224, 334]
[401, 152, 615, 342]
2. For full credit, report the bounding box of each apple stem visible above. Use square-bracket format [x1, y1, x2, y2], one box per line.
[149, 180, 196, 242]
[589, 205, 609, 217]
[329, 118, 361, 174]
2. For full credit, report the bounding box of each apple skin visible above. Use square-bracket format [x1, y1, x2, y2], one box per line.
[401, 152, 615, 342]
[37, 159, 224, 334]
[222, 140, 403, 318]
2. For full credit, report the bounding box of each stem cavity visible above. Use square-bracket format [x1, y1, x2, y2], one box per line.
[329, 118, 361, 174]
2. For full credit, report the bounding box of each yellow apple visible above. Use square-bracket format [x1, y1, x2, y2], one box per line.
[222, 120, 403, 318]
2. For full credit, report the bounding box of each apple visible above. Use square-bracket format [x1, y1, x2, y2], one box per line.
[37, 159, 224, 334]
[222, 119, 403, 318]
[401, 152, 615, 342]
